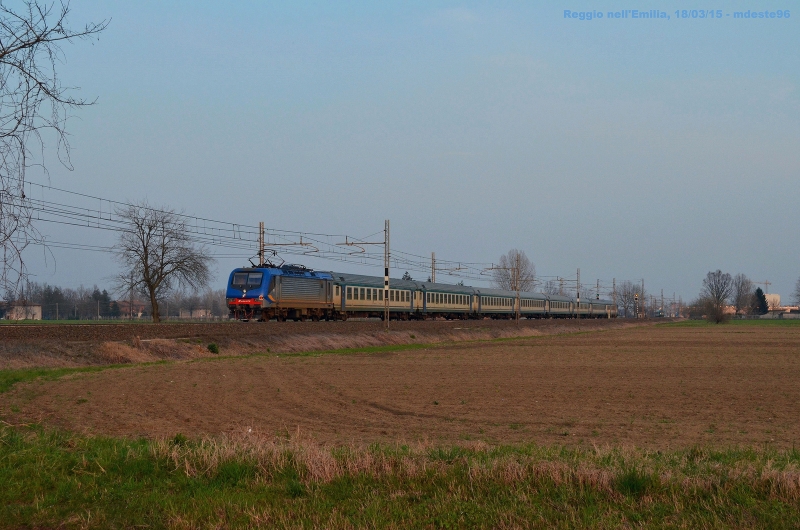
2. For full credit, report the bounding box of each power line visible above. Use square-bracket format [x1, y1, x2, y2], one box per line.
[15, 178, 661, 291]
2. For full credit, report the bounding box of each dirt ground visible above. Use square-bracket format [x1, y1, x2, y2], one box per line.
[3, 322, 799, 449]
[0, 318, 642, 369]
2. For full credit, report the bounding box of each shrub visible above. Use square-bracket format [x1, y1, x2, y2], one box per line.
[207, 343, 220, 354]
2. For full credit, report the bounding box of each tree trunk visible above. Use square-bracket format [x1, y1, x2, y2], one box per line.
[148, 288, 160, 323]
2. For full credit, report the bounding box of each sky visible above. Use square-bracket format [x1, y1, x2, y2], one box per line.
[20, 1, 800, 302]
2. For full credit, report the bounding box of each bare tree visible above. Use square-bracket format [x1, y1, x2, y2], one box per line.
[730, 273, 754, 316]
[0, 2, 108, 293]
[616, 281, 633, 317]
[795, 277, 800, 307]
[616, 280, 645, 318]
[542, 279, 560, 295]
[701, 270, 733, 323]
[114, 201, 213, 323]
[492, 249, 535, 292]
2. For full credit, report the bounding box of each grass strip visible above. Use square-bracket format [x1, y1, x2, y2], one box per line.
[657, 319, 800, 328]
[1, 424, 799, 529]
[0, 362, 167, 394]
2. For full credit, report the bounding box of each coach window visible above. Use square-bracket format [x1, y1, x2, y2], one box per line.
[367, 289, 372, 301]
[335, 286, 340, 296]
[346, 287, 352, 300]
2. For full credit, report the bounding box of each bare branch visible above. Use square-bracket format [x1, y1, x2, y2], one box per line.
[731, 273, 754, 316]
[0, 1, 109, 293]
[491, 249, 535, 292]
[700, 270, 733, 323]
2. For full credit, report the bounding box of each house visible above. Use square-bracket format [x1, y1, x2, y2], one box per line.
[5, 303, 42, 320]
[114, 300, 148, 319]
[178, 308, 211, 319]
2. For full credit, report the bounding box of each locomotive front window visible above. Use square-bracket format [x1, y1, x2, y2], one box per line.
[231, 272, 263, 288]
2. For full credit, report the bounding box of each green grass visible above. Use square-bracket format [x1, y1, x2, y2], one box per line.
[0, 362, 168, 394]
[0, 425, 798, 529]
[0, 319, 239, 325]
[658, 319, 800, 328]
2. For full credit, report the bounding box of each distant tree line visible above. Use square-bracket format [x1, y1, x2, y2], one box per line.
[690, 271, 772, 323]
[2, 281, 227, 320]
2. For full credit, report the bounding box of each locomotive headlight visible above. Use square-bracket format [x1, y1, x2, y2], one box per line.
[259, 295, 264, 300]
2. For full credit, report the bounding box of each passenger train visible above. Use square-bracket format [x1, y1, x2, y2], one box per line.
[226, 264, 617, 321]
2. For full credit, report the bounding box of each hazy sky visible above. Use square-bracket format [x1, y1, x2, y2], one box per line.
[22, 1, 799, 301]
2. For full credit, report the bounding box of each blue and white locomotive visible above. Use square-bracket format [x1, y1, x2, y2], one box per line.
[226, 264, 617, 321]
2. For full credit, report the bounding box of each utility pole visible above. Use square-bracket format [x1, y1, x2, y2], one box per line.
[56, 303, 58, 321]
[612, 278, 616, 305]
[130, 271, 134, 320]
[384, 219, 390, 330]
[258, 221, 265, 266]
[513, 256, 520, 324]
[559, 277, 564, 296]
[431, 252, 436, 284]
[661, 289, 664, 317]
[596, 279, 600, 300]
[576, 268, 580, 319]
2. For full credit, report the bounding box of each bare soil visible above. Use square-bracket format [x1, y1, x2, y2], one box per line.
[3, 322, 799, 449]
[0, 318, 640, 369]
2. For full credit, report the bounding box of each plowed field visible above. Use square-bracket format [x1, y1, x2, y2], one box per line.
[3, 322, 799, 449]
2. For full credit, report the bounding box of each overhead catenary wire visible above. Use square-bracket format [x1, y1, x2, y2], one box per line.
[12, 177, 645, 291]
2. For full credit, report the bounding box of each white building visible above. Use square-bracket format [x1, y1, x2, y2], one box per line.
[765, 294, 781, 310]
[6, 304, 42, 320]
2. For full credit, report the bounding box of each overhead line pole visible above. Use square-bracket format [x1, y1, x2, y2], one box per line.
[384, 220, 390, 330]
